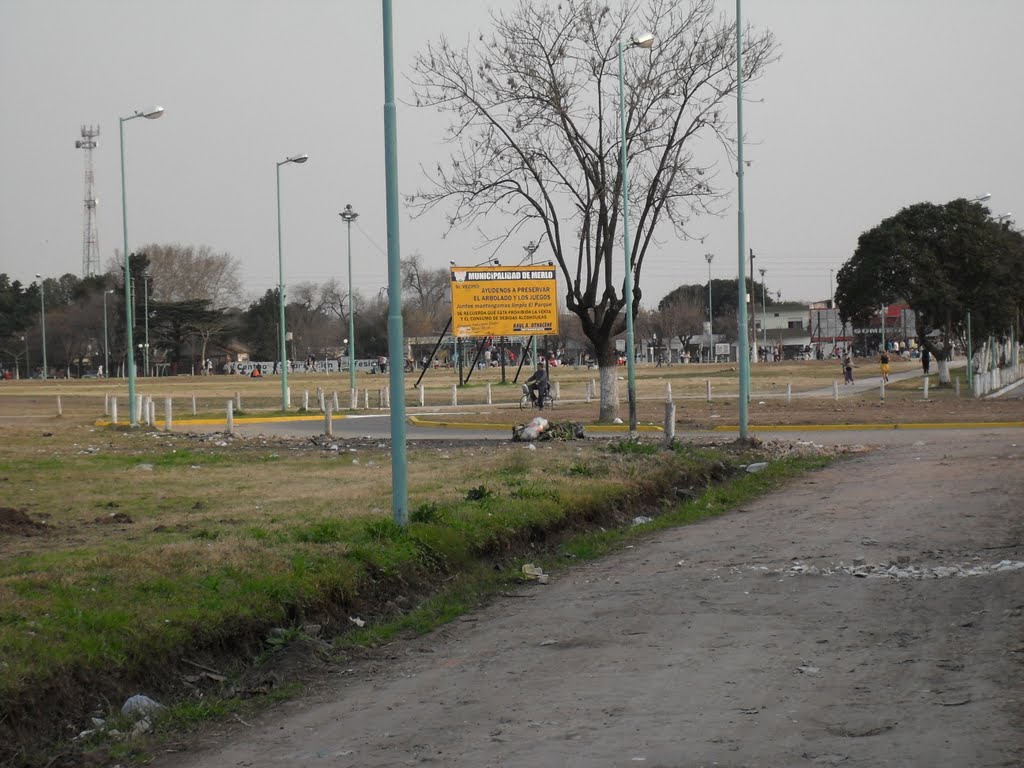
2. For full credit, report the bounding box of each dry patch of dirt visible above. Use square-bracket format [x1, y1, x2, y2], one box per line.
[0, 507, 50, 537]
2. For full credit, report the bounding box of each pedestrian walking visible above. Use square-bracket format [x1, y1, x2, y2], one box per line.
[843, 353, 854, 384]
[921, 347, 930, 376]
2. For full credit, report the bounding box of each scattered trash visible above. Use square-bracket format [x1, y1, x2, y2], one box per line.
[632, 516, 653, 526]
[121, 694, 164, 719]
[521, 563, 549, 584]
[514, 416, 549, 442]
[539, 638, 558, 646]
[745, 462, 768, 474]
[348, 616, 366, 627]
[797, 665, 821, 675]
[136, 464, 154, 472]
[613, 417, 623, 424]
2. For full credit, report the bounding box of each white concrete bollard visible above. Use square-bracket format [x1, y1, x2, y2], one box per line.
[955, 378, 961, 398]
[164, 397, 173, 431]
[324, 403, 333, 437]
[364, 389, 369, 409]
[333, 391, 340, 411]
[486, 383, 492, 405]
[663, 402, 676, 446]
[191, 393, 197, 416]
[135, 395, 143, 425]
[384, 386, 390, 408]
[104, 393, 110, 416]
[111, 397, 118, 425]
[286, 386, 291, 409]
[56, 395, 63, 416]
[585, 380, 592, 403]
[226, 400, 234, 435]
[786, 383, 792, 402]
[706, 379, 712, 402]
[142, 396, 151, 426]
[923, 377, 929, 400]
[419, 384, 425, 406]
[451, 384, 458, 406]
[318, 390, 325, 412]
[833, 381, 839, 401]
[303, 390, 310, 411]
[149, 399, 156, 426]
[234, 391, 241, 411]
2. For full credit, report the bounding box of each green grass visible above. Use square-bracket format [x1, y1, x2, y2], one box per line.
[0, 434, 834, 767]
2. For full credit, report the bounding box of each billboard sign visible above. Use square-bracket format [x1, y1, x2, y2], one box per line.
[450, 265, 559, 338]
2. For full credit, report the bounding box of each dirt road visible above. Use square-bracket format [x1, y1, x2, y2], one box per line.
[164, 428, 1024, 768]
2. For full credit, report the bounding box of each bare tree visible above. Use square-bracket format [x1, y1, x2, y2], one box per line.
[123, 244, 244, 308]
[410, 0, 777, 420]
[659, 295, 704, 353]
[401, 252, 451, 336]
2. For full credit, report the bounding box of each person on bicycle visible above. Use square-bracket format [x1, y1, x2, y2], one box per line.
[526, 364, 550, 409]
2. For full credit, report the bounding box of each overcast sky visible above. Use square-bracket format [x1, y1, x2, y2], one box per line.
[1, 0, 1020, 308]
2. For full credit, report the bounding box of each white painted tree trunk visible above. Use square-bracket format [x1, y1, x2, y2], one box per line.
[599, 366, 619, 422]
[937, 357, 951, 385]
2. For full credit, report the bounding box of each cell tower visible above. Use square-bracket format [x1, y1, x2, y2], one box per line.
[75, 125, 101, 277]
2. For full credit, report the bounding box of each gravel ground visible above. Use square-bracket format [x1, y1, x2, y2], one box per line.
[161, 428, 1024, 768]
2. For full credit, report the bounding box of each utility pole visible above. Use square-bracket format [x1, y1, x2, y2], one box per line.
[748, 248, 758, 362]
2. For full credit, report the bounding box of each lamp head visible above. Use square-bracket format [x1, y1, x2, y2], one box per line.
[35, 273, 41, 279]
[704, 252, 714, 264]
[631, 32, 655, 49]
[339, 204, 359, 222]
[282, 153, 309, 166]
[141, 106, 165, 119]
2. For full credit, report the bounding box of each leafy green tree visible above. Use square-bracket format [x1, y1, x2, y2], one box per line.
[242, 289, 281, 361]
[409, 0, 778, 421]
[835, 199, 1024, 384]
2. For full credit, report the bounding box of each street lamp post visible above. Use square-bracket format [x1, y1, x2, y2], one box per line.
[382, 0, 409, 525]
[705, 253, 714, 361]
[339, 204, 359, 398]
[524, 240, 540, 367]
[735, 0, 750, 438]
[143, 272, 150, 377]
[276, 153, 309, 411]
[22, 335, 28, 380]
[759, 267, 768, 356]
[120, 105, 164, 425]
[618, 30, 655, 433]
[34, 274, 47, 379]
[103, 288, 113, 377]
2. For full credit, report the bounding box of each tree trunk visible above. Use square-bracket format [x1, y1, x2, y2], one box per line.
[936, 357, 950, 385]
[598, 366, 620, 422]
[594, 338, 620, 422]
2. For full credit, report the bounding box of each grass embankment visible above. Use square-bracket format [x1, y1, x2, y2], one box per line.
[0, 422, 830, 767]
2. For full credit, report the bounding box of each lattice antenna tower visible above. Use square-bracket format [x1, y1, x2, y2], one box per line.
[75, 125, 101, 277]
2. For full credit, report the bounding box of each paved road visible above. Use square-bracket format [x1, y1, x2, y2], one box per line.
[162, 427, 1024, 768]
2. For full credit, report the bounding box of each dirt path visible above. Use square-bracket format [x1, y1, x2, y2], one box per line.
[163, 429, 1024, 768]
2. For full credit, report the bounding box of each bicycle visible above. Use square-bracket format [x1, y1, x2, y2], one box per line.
[519, 383, 555, 410]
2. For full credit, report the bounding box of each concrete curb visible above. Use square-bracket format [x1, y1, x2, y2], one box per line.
[712, 421, 1024, 432]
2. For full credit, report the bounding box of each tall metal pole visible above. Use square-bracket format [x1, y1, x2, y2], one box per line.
[120, 116, 137, 422]
[706, 253, 714, 362]
[275, 153, 307, 411]
[383, 0, 408, 525]
[143, 273, 150, 377]
[36, 278, 47, 379]
[618, 39, 638, 433]
[966, 311, 973, 391]
[276, 162, 288, 411]
[759, 267, 767, 354]
[119, 106, 163, 424]
[735, 0, 750, 437]
[339, 204, 359, 396]
[524, 240, 540, 368]
[103, 289, 112, 376]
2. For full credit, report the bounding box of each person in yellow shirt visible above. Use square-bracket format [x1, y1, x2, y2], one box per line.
[879, 349, 890, 382]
